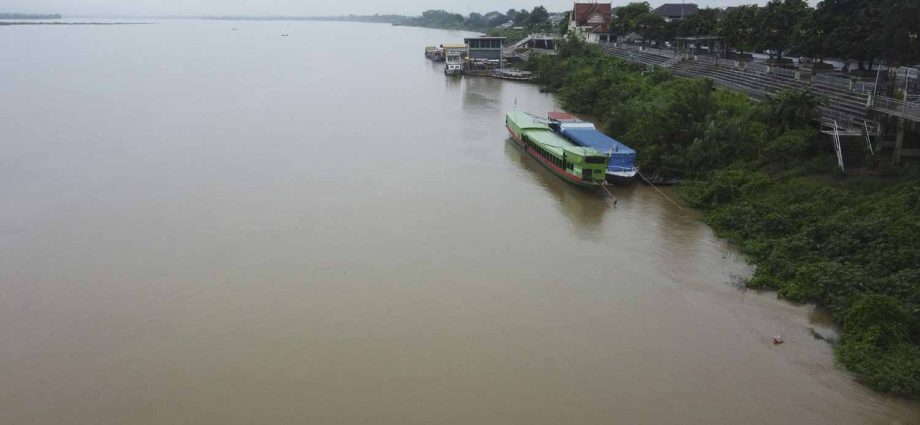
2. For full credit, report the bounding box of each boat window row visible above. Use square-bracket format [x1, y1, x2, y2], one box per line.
[525, 138, 570, 170]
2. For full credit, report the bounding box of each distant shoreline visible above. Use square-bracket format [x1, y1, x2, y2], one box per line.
[0, 22, 152, 26]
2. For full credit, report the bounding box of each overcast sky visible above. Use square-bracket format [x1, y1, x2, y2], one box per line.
[2, 0, 813, 17]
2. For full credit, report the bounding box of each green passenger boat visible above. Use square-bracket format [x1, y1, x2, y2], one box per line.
[505, 111, 609, 187]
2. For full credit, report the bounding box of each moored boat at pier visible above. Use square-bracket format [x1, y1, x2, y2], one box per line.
[424, 46, 444, 61]
[547, 112, 639, 184]
[444, 51, 463, 76]
[493, 68, 535, 81]
[505, 111, 609, 187]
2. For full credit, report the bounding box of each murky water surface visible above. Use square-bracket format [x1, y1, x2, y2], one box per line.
[1, 20, 917, 425]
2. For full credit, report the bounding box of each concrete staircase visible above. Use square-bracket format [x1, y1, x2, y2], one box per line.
[602, 45, 676, 68]
[659, 57, 871, 132]
[671, 60, 804, 98]
[601, 46, 885, 169]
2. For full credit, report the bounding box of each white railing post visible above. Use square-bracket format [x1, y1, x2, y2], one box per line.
[833, 120, 845, 171]
[863, 120, 874, 154]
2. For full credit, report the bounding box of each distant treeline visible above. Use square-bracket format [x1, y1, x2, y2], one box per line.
[394, 8, 560, 33]
[0, 13, 62, 19]
[392, 8, 564, 44]
[204, 14, 406, 24]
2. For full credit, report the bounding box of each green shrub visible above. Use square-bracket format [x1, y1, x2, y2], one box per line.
[530, 45, 920, 397]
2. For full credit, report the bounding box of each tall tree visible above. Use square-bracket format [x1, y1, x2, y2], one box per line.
[613, 2, 652, 35]
[676, 7, 719, 37]
[558, 11, 571, 35]
[529, 5, 550, 30]
[868, 0, 920, 67]
[487, 12, 510, 27]
[814, 0, 878, 70]
[465, 12, 485, 29]
[637, 13, 668, 45]
[790, 8, 825, 61]
[755, 0, 810, 59]
[718, 5, 758, 54]
[513, 9, 530, 26]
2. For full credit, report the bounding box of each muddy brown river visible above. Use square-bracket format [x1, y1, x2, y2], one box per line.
[1, 20, 918, 424]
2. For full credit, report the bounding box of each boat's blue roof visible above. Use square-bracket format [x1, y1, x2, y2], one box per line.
[560, 126, 636, 155]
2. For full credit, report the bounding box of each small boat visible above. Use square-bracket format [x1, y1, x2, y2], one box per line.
[281, 34, 289, 37]
[505, 111, 609, 187]
[444, 51, 463, 76]
[494, 68, 535, 81]
[424, 46, 438, 58]
[546, 112, 639, 185]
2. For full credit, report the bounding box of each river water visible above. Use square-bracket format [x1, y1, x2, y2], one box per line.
[1, 20, 917, 425]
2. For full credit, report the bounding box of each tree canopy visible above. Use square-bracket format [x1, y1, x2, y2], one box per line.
[401, 1, 920, 68]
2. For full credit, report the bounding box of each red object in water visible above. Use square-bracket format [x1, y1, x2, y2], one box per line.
[773, 336, 784, 345]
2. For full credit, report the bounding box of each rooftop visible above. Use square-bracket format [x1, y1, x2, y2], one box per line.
[653, 3, 699, 18]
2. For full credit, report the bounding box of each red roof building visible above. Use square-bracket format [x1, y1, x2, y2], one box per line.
[571, 3, 612, 33]
[570, 3, 613, 43]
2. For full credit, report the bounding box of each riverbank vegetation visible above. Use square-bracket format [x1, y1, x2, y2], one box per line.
[0, 13, 62, 19]
[393, 7, 561, 43]
[526, 36, 920, 398]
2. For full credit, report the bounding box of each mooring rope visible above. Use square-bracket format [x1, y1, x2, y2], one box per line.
[637, 171, 684, 210]
[601, 183, 618, 208]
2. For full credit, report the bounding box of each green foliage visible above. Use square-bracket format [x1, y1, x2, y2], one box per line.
[636, 13, 669, 44]
[529, 6, 550, 30]
[837, 294, 920, 397]
[810, 0, 920, 68]
[755, 0, 811, 59]
[681, 175, 920, 397]
[612, 2, 652, 35]
[718, 6, 758, 55]
[763, 128, 815, 168]
[485, 28, 528, 44]
[838, 340, 920, 397]
[401, 9, 466, 29]
[529, 44, 779, 177]
[513, 9, 530, 26]
[675, 7, 719, 37]
[485, 11, 509, 27]
[789, 8, 823, 59]
[762, 89, 822, 131]
[529, 22, 920, 398]
[399, 5, 556, 33]
[868, 0, 920, 66]
[465, 12, 486, 29]
[557, 11, 570, 35]
[0, 13, 61, 19]
[402, 1, 920, 68]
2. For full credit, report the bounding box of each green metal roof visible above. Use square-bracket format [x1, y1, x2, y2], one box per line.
[507, 111, 604, 157]
[507, 111, 547, 131]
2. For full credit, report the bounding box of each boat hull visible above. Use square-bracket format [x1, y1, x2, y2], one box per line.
[606, 169, 638, 185]
[506, 125, 602, 188]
